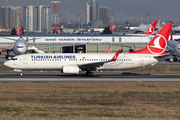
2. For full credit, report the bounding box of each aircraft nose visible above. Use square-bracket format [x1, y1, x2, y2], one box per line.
[4, 61, 11, 68]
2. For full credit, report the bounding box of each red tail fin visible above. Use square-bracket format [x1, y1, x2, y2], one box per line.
[144, 20, 157, 35]
[18, 28, 21, 35]
[109, 24, 116, 31]
[130, 23, 172, 55]
[60, 28, 64, 34]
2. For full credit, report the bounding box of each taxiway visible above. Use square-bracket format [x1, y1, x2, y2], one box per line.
[0, 73, 180, 82]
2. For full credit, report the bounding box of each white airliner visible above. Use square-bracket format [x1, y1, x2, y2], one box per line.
[0, 27, 64, 59]
[127, 20, 157, 36]
[166, 30, 180, 61]
[0, 27, 43, 59]
[126, 20, 160, 34]
[4, 23, 172, 76]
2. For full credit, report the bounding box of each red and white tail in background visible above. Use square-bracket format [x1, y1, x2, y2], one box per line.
[18, 28, 21, 35]
[109, 24, 116, 31]
[143, 20, 157, 35]
[60, 28, 64, 34]
[130, 23, 172, 55]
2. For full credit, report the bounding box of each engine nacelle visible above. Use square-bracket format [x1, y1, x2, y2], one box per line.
[62, 65, 80, 74]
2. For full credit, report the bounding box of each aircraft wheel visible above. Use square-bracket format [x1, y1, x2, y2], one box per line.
[86, 71, 92, 77]
[173, 56, 178, 62]
[20, 73, 23, 76]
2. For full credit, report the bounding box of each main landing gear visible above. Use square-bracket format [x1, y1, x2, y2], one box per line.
[5, 50, 12, 60]
[173, 56, 178, 62]
[86, 71, 92, 77]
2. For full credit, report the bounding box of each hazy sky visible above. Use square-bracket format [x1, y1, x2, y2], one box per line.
[1, 0, 180, 23]
[1, 0, 179, 15]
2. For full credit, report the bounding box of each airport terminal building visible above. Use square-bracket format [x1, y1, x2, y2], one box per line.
[0, 34, 159, 53]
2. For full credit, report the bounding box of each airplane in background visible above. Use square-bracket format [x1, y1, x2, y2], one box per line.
[143, 21, 157, 35]
[88, 24, 116, 33]
[109, 24, 116, 31]
[169, 21, 180, 34]
[126, 20, 160, 34]
[0, 27, 68, 59]
[4, 23, 172, 76]
[126, 20, 157, 36]
[0, 27, 28, 59]
[0, 28, 46, 59]
[167, 28, 180, 61]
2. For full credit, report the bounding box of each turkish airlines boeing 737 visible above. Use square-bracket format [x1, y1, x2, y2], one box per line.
[4, 23, 172, 76]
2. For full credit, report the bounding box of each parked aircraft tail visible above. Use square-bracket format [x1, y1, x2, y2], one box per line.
[17, 28, 21, 35]
[109, 24, 116, 31]
[144, 20, 157, 35]
[60, 28, 64, 34]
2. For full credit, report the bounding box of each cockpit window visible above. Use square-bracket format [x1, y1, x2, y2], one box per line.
[12, 58, 17, 61]
[178, 48, 180, 50]
[16, 46, 23, 48]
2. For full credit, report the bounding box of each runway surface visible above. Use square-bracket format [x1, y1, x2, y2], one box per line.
[0, 73, 180, 82]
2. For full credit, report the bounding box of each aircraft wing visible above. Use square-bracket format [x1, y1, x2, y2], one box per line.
[0, 46, 12, 50]
[78, 61, 107, 70]
[3, 38, 17, 41]
[78, 50, 121, 70]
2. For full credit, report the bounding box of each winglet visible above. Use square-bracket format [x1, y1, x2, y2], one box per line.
[106, 48, 111, 53]
[110, 49, 120, 61]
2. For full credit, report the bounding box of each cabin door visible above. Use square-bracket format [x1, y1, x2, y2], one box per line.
[23, 56, 28, 65]
[140, 56, 144, 65]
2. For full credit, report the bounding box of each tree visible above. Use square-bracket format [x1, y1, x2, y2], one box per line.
[11, 27, 17, 35]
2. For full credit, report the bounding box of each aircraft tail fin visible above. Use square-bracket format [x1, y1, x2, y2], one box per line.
[60, 27, 64, 34]
[109, 24, 116, 31]
[130, 23, 172, 55]
[18, 28, 21, 35]
[144, 20, 157, 35]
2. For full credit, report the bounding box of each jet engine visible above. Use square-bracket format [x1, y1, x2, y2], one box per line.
[62, 65, 80, 74]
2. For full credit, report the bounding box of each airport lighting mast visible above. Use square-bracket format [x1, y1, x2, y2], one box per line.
[6, 0, 8, 7]
[77, 13, 81, 30]
[51, 1, 61, 34]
